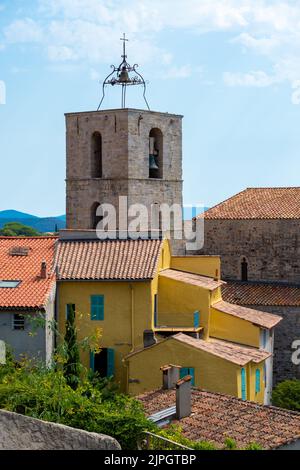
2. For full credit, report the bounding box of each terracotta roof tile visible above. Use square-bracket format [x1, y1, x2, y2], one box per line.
[55, 239, 163, 280]
[222, 281, 300, 307]
[0, 237, 57, 310]
[212, 300, 282, 329]
[138, 388, 300, 449]
[126, 333, 270, 366]
[173, 333, 270, 366]
[201, 187, 300, 220]
[159, 269, 224, 291]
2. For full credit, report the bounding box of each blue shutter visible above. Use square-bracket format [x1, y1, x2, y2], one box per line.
[107, 349, 115, 377]
[180, 367, 195, 386]
[255, 369, 261, 393]
[91, 295, 104, 320]
[193, 311, 200, 328]
[90, 351, 95, 372]
[241, 368, 246, 400]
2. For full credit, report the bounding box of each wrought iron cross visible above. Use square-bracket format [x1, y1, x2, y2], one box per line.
[120, 33, 129, 60]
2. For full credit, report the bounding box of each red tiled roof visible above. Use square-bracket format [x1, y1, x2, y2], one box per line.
[212, 300, 282, 329]
[201, 187, 300, 220]
[55, 239, 163, 280]
[222, 281, 300, 307]
[159, 269, 225, 291]
[0, 237, 57, 310]
[138, 388, 300, 449]
[126, 333, 270, 366]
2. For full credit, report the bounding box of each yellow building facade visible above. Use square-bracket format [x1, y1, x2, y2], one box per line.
[56, 235, 281, 403]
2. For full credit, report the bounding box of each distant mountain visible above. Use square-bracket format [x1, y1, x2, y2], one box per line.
[0, 210, 66, 233]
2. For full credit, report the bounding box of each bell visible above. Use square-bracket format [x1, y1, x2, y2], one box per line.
[149, 154, 159, 170]
[118, 66, 130, 83]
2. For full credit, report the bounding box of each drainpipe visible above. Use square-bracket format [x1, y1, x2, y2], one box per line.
[130, 284, 135, 353]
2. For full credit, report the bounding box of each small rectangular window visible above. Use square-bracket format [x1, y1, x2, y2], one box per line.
[91, 295, 104, 321]
[0, 280, 20, 288]
[13, 314, 25, 330]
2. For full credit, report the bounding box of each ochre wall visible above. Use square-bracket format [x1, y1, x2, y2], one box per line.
[170, 256, 221, 279]
[157, 275, 211, 334]
[127, 338, 241, 397]
[57, 280, 153, 391]
[210, 308, 260, 348]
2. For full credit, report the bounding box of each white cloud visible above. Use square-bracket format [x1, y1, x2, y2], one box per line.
[3, 0, 300, 102]
[223, 70, 278, 88]
[4, 18, 43, 43]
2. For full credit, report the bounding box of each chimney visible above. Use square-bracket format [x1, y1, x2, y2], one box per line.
[176, 375, 192, 419]
[161, 364, 181, 390]
[40, 261, 47, 279]
[143, 330, 157, 348]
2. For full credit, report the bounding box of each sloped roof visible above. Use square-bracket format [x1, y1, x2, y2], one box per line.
[0, 237, 57, 310]
[212, 300, 282, 329]
[126, 333, 270, 366]
[222, 281, 300, 307]
[173, 333, 270, 366]
[201, 187, 300, 220]
[138, 388, 300, 449]
[55, 239, 163, 280]
[159, 269, 224, 291]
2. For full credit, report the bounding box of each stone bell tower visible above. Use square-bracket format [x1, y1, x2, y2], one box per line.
[65, 36, 184, 253]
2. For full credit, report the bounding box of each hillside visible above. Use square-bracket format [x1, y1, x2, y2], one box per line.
[0, 210, 66, 233]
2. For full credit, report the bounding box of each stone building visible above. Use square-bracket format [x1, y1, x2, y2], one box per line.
[198, 187, 300, 383]
[65, 108, 183, 239]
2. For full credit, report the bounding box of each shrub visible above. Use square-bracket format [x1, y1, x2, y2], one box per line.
[272, 380, 300, 412]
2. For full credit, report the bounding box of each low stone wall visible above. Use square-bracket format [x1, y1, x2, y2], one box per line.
[0, 409, 121, 450]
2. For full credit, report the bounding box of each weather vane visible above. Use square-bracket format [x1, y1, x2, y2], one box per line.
[97, 33, 150, 111]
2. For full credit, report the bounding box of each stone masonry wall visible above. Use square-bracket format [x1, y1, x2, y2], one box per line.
[200, 219, 300, 283]
[0, 409, 121, 450]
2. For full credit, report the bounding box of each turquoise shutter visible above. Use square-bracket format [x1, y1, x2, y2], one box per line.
[241, 368, 246, 400]
[90, 351, 95, 372]
[107, 349, 115, 377]
[91, 295, 104, 320]
[255, 369, 261, 393]
[193, 311, 200, 328]
[180, 367, 195, 386]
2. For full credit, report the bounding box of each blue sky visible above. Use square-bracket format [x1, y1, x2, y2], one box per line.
[1, 0, 300, 216]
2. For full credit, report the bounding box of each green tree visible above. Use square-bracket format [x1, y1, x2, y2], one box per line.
[63, 306, 81, 390]
[272, 379, 300, 411]
[0, 222, 41, 237]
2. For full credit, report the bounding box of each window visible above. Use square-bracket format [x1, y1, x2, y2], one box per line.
[255, 369, 261, 393]
[13, 314, 25, 330]
[91, 202, 103, 230]
[66, 304, 75, 321]
[90, 348, 115, 377]
[91, 295, 104, 321]
[0, 280, 20, 288]
[149, 128, 163, 179]
[241, 368, 246, 400]
[180, 367, 195, 386]
[241, 258, 248, 281]
[91, 132, 102, 178]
